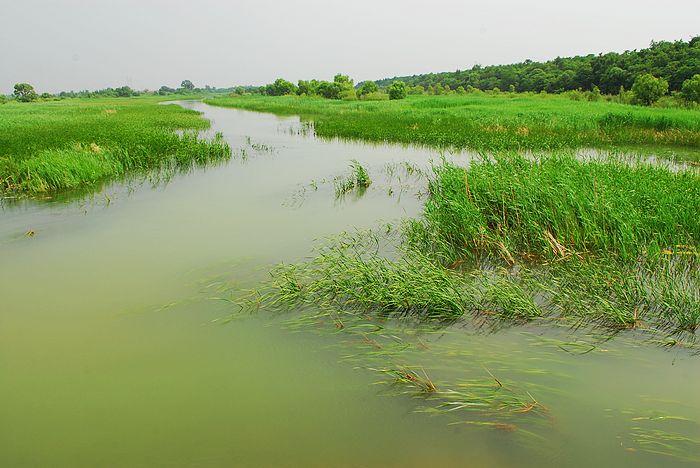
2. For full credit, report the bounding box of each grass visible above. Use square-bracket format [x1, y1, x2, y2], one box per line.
[249, 228, 699, 334]
[205, 94, 700, 156]
[334, 160, 372, 198]
[416, 154, 700, 263]
[0, 95, 231, 194]
[239, 153, 700, 335]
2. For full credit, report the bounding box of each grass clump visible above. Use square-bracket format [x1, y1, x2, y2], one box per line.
[334, 160, 372, 198]
[265, 233, 468, 320]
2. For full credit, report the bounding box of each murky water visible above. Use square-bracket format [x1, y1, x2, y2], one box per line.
[1, 101, 698, 467]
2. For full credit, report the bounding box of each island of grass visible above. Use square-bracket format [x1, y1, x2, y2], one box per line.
[0, 95, 230, 194]
[205, 93, 700, 159]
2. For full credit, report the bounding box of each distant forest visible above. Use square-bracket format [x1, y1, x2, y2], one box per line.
[375, 37, 700, 94]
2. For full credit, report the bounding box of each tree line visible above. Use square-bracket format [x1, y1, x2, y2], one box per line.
[2, 80, 235, 103]
[254, 74, 409, 101]
[374, 37, 700, 97]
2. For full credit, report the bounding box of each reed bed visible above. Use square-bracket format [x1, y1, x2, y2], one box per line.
[417, 154, 700, 263]
[205, 94, 700, 156]
[0, 97, 231, 194]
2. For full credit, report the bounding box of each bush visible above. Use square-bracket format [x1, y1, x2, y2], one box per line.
[631, 74, 668, 106]
[357, 81, 378, 97]
[264, 78, 298, 96]
[339, 89, 358, 101]
[13, 83, 38, 102]
[361, 92, 389, 101]
[681, 74, 700, 104]
[388, 81, 407, 100]
[316, 81, 342, 99]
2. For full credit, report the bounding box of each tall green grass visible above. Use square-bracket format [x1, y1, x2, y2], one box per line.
[0, 96, 230, 194]
[205, 94, 700, 155]
[417, 155, 700, 263]
[243, 155, 700, 336]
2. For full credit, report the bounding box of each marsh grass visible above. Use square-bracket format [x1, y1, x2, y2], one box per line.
[416, 154, 699, 264]
[205, 94, 700, 157]
[0, 97, 231, 194]
[612, 409, 700, 463]
[248, 227, 699, 337]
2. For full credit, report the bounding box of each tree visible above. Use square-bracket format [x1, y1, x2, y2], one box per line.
[181, 80, 195, 91]
[333, 74, 354, 91]
[265, 78, 297, 96]
[631, 74, 668, 105]
[681, 74, 700, 104]
[388, 81, 407, 100]
[316, 81, 342, 99]
[115, 86, 134, 97]
[0, 94, 6, 104]
[369, 37, 699, 97]
[13, 83, 38, 102]
[357, 81, 378, 97]
[297, 80, 319, 96]
[159, 85, 175, 95]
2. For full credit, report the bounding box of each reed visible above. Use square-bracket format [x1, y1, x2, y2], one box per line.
[0, 96, 231, 194]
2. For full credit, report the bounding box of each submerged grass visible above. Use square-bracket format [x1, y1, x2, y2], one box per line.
[205, 94, 700, 156]
[0, 96, 231, 194]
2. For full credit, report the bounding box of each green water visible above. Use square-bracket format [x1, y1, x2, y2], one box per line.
[1, 102, 698, 467]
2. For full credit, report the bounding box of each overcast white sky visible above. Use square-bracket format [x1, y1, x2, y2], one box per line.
[1, 0, 699, 93]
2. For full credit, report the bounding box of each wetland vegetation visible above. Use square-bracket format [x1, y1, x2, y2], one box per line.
[206, 93, 700, 155]
[0, 96, 230, 193]
[3, 30, 700, 468]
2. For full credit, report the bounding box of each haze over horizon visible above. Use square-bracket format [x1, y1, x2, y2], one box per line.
[2, 0, 699, 94]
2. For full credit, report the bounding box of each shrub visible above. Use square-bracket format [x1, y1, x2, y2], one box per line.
[265, 78, 298, 96]
[631, 74, 668, 106]
[681, 74, 700, 104]
[357, 81, 379, 97]
[361, 92, 389, 101]
[388, 80, 407, 100]
[13, 83, 38, 102]
[339, 89, 358, 101]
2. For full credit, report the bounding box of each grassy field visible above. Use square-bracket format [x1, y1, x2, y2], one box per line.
[0, 96, 230, 193]
[205, 94, 700, 156]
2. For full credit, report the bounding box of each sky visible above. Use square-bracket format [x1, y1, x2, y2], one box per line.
[1, 0, 699, 93]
